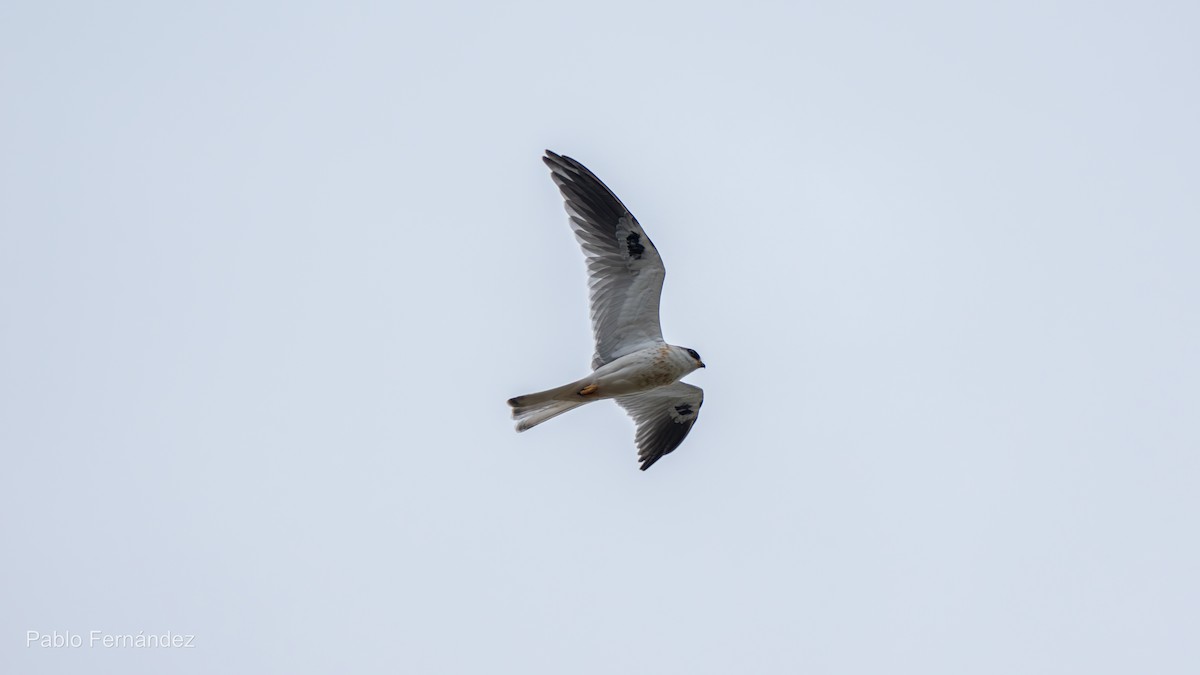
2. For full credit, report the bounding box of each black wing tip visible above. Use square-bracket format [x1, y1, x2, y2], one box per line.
[544, 149, 592, 174]
[636, 416, 699, 471]
[540, 150, 634, 224]
[542, 149, 577, 174]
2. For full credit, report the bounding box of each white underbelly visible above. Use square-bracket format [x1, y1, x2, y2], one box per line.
[590, 347, 682, 397]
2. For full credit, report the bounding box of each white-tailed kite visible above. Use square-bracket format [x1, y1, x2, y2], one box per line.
[508, 150, 706, 471]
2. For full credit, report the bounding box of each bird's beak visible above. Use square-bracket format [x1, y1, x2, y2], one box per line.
[698, 361, 706, 368]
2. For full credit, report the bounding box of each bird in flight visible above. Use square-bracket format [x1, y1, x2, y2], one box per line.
[507, 150, 706, 471]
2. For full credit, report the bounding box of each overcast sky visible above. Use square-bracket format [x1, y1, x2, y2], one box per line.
[2, 1, 1197, 673]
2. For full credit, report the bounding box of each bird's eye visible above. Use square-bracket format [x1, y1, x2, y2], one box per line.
[686, 349, 701, 360]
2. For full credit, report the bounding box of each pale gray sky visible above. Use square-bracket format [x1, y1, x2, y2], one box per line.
[2, 1, 1197, 673]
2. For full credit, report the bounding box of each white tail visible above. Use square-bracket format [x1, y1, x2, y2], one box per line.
[507, 381, 589, 432]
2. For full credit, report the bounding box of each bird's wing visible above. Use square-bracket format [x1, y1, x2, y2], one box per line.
[543, 150, 667, 369]
[615, 382, 704, 471]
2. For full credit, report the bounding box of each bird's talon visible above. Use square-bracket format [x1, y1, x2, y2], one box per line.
[578, 384, 598, 396]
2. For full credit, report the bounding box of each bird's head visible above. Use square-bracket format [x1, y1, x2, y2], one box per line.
[683, 347, 706, 370]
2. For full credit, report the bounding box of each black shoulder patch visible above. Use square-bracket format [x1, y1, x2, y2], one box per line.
[674, 403, 694, 417]
[625, 232, 645, 259]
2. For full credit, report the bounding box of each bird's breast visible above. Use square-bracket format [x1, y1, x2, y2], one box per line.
[592, 346, 685, 396]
